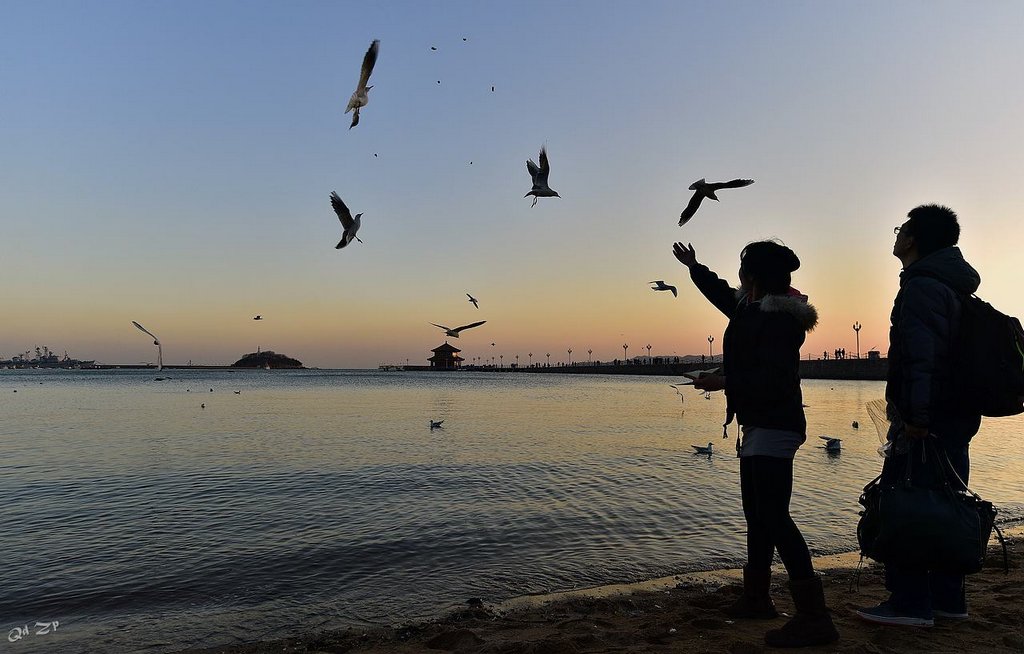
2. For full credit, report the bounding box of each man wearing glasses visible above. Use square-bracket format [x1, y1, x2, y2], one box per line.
[856, 205, 982, 627]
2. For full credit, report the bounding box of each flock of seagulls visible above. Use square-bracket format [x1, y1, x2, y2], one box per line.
[330, 37, 762, 353]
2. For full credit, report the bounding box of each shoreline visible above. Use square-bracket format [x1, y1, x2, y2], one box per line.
[177, 525, 1023, 654]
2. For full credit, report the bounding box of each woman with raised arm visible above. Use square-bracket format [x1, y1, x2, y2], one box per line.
[673, 240, 837, 648]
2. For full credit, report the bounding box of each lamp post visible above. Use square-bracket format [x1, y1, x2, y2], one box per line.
[588, 348, 592, 362]
[853, 322, 862, 359]
[529, 352, 533, 367]
[646, 343, 652, 362]
[546, 352, 551, 366]
[499, 354, 503, 369]
[623, 343, 629, 362]
[708, 335, 715, 361]
[567, 348, 572, 365]
[515, 354, 519, 369]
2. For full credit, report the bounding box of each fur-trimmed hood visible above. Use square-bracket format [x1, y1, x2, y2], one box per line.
[734, 288, 818, 332]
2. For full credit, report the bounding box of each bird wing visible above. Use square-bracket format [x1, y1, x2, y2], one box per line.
[430, 322, 452, 332]
[356, 39, 379, 92]
[717, 178, 755, 189]
[331, 192, 354, 228]
[526, 158, 540, 179]
[536, 147, 550, 185]
[452, 320, 486, 333]
[348, 109, 360, 129]
[678, 191, 704, 225]
[668, 285, 677, 297]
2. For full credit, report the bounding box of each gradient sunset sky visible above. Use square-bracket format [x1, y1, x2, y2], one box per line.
[3, 1, 1023, 369]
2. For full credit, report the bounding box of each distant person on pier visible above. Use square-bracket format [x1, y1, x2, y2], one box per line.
[673, 239, 837, 647]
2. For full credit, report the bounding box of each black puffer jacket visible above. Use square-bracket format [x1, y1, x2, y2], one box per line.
[689, 263, 819, 435]
[886, 246, 982, 445]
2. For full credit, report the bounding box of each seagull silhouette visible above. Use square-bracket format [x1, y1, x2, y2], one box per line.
[429, 320, 486, 338]
[525, 146, 560, 208]
[345, 39, 379, 129]
[430, 419, 444, 430]
[649, 280, 678, 297]
[692, 442, 714, 455]
[677, 367, 721, 384]
[467, 293, 479, 309]
[331, 192, 363, 249]
[678, 178, 754, 226]
[253, 315, 262, 320]
[819, 436, 842, 452]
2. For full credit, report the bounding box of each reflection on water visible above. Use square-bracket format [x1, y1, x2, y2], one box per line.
[1, 369, 1021, 653]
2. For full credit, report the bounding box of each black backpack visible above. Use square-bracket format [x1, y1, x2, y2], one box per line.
[951, 292, 1024, 417]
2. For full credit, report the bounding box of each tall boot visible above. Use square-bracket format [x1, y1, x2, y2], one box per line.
[764, 575, 839, 647]
[723, 566, 778, 619]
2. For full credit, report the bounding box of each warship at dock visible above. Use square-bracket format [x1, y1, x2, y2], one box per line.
[1, 346, 96, 369]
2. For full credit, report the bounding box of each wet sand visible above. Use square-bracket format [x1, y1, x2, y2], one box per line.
[178, 527, 1023, 654]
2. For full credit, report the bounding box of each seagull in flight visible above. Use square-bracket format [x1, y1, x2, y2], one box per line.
[345, 39, 380, 129]
[692, 442, 714, 455]
[678, 178, 754, 226]
[467, 293, 479, 309]
[331, 192, 363, 249]
[525, 146, 560, 208]
[677, 367, 721, 384]
[649, 280, 677, 297]
[429, 320, 486, 338]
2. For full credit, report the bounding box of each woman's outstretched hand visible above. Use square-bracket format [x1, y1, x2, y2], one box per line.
[673, 242, 697, 268]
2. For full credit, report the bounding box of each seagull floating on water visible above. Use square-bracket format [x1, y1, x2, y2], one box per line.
[429, 320, 486, 338]
[525, 146, 560, 208]
[649, 280, 678, 297]
[331, 191, 363, 249]
[678, 178, 754, 226]
[345, 39, 379, 129]
[692, 442, 714, 455]
[467, 293, 479, 309]
[430, 419, 444, 430]
[819, 436, 842, 452]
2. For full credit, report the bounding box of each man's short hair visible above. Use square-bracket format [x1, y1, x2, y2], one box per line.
[906, 204, 960, 256]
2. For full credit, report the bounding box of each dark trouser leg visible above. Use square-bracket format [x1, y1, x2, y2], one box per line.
[742, 455, 814, 581]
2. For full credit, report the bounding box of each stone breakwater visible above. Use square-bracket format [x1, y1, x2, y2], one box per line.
[457, 358, 888, 381]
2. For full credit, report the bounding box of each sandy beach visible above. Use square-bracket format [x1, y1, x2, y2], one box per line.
[178, 527, 1023, 654]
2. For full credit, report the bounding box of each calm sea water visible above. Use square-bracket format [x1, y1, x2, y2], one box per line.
[2, 369, 1022, 653]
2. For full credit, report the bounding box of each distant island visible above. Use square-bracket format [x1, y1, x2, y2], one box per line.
[231, 351, 303, 369]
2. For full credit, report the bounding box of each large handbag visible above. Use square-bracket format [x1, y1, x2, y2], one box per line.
[857, 437, 1003, 574]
